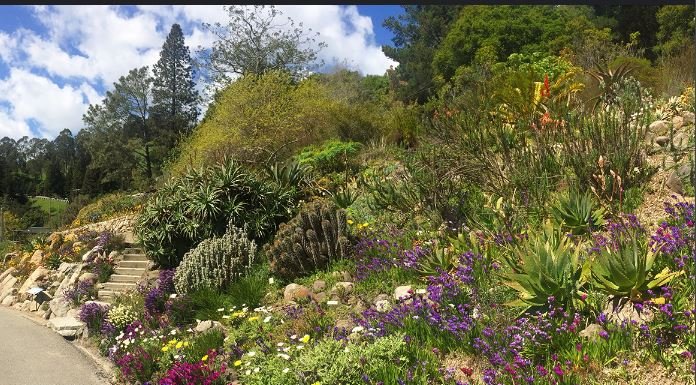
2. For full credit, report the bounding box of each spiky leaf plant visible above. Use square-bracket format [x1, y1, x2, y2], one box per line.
[550, 190, 606, 235]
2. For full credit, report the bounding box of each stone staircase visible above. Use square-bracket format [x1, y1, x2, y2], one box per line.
[97, 244, 149, 301]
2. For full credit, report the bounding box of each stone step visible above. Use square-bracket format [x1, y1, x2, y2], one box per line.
[114, 267, 146, 276]
[102, 281, 138, 291]
[110, 274, 143, 283]
[123, 247, 144, 254]
[97, 290, 116, 300]
[118, 260, 149, 269]
[122, 253, 148, 262]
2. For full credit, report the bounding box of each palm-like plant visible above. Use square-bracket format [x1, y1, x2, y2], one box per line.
[501, 221, 585, 312]
[590, 232, 682, 302]
[264, 160, 307, 189]
[550, 190, 606, 235]
[587, 62, 635, 110]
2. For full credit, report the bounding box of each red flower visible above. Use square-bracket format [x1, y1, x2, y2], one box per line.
[542, 74, 551, 98]
[460, 367, 474, 377]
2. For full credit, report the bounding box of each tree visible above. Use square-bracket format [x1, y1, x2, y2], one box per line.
[151, 23, 200, 140]
[198, 5, 326, 86]
[382, 5, 463, 103]
[655, 5, 695, 57]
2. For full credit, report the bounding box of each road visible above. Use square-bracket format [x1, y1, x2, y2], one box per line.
[0, 306, 107, 385]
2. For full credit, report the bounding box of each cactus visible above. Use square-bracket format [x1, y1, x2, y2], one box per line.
[265, 199, 350, 280]
[174, 224, 257, 294]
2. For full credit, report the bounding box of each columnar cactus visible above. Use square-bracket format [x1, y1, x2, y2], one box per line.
[265, 199, 350, 280]
[174, 224, 257, 294]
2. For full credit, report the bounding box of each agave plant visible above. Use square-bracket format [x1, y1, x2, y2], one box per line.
[330, 186, 359, 209]
[264, 160, 307, 189]
[416, 240, 456, 276]
[587, 62, 635, 111]
[500, 221, 585, 312]
[590, 232, 682, 302]
[550, 190, 606, 235]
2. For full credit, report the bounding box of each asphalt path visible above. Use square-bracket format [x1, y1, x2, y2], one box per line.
[0, 306, 106, 385]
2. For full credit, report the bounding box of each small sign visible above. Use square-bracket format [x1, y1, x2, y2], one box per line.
[27, 287, 44, 295]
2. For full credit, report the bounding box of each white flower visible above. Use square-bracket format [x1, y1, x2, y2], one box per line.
[296, 345, 304, 350]
[351, 326, 364, 333]
[253, 367, 260, 373]
[416, 289, 426, 294]
[169, 294, 177, 299]
[278, 353, 291, 360]
[245, 370, 251, 375]
[282, 368, 290, 374]
[217, 308, 225, 312]
[290, 334, 297, 340]
[263, 316, 272, 323]
[277, 342, 285, 347]
[170, 329, 177, 335]
[247, 351, 256, 357]
[269, 277, 275, 284]
[326, 300, 339, 306]
[413, 315, 419, 319]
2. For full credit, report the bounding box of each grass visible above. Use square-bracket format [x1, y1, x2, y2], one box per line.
[30, 196, 68, 216]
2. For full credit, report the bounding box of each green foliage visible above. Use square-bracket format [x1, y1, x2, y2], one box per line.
[329, 186, 359, 209]
[136, 158, 294, 268]
[173, 225, 257, 294]
[296, 140, 362, 175]
[500, 221, 585, 312]
[550, 190, 606, 235]
[590, 231, 682, 301]
[265, 199, 349, 281]
[415, 240, 456, 277]
[72, 192, 143, 226]
[263, 160, 307, 190]
[655, 5, 695, 57]
[170, 70, 343, 173]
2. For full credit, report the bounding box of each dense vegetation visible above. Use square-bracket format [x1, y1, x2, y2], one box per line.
[0, 4, 694, 385]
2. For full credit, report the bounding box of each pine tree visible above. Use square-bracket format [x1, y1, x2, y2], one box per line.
[151, 23, 199, 139]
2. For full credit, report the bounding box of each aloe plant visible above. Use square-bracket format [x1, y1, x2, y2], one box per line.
[416, 240, 456, 276]
[550, 190, 605, 235]
[590, 233, 682, 302]
[501, 222, 585, 311]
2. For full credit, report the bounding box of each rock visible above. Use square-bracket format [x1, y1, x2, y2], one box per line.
[394, 285, 413, 301]
[78, 272, 97, 283]
[314, 292, 327, 303]
[43, 308, 52, 319]
[13, 300, 31, 312]
[312, 280, 326, 292]
[683, 111, 695, 125]
[654, 136, 670, 147]
[373, 294, 390, 304]
[47, 233, 63, 250]
[2, 253, 17, 264]
[676, 163, 692, 179]
[352, 300, 368, 314]
[672, 116, 684, 130]
[81, 246, 102, 262]
[195, 320, 214, 333]
[672, 132, 691, 151]
[603, 296, 653, 325]
[335, 318, 354, 331]
[29, 250, 44, 265]
[19, 267, 50, 294]
[332, 271, 352, 281]
[283, 284, 313, 303]
[649, 120, 668, 135]
[0, 267, 15, 283]
[579, 323, 605, 341]
[0, 276, 17, 303]
[667, 171, 684, 195]
[375, 299, 391, 313]
[1, 295, 16, 306]
[47, 316, 85, 340]
[331, 282, 354, 295]
[48, 297, 73, 318]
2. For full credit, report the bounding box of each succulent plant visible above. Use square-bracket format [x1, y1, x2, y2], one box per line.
[265, 199, 350, 280]
[550, 190, 605, 235]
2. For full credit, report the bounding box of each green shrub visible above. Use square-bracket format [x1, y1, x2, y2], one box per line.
[174, 225, 257, 294]
[550, 190, 605, 235]
[136, 158, 295, 268]
[265, 199, 349, 281]
[296, 139, 362, 175]
[501, 221, 585, 312]
[72, 193, 143, 227]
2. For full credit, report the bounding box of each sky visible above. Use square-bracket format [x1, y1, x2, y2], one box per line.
[0, 5, 403, 140]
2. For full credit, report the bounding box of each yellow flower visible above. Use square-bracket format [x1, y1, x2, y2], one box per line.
[362, 222, 369, 228]
[311, 382, 321, 385]
[168, 339, 177, 346]
[234, 360, 242, 367]
[202, 355, 208, 361]
[176, 341, 183, 349]
[248, 316, 260, 322]
[161, 346, 169, 352]
[347, 219, 354, 225]
[300, 334, 310, 344]
[183, 341, 189, 347]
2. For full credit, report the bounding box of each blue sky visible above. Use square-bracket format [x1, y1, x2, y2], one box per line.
[0, 5, 403, 140]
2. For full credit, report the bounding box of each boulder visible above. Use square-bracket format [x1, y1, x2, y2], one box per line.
[667, 171, 684, 195]
[654, 136, 669, 147]
[331, 282, 354, 295]
[373, 294, 390, 304]
[78, 272, 97, 283]
[394, 285, 413, 301]
[283, 284, 313, 303]
[603, 296, 653, 325]
[672, 116, 684, 130]
[81, 246, 102, 262]
[29, 250, 44, 265]
[312, 280, 326, 293]
[335, 318, 355, 331]
[1, 295, 16, 306]
[0, 276, 18, 303]
[47, 316, 85, 339]
[195, 320, 223, 333]
[683, 111, 695, 125]
[47, 233, 63, 250]
[649, 120, 668, 135]
[18, 267, 50, 294]
[48, 297, 73, 318]
[0, 267, 15, 283]
[672, 132, 691, 151]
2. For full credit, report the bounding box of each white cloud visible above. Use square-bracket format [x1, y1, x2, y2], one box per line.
[0, 5, 396, 139]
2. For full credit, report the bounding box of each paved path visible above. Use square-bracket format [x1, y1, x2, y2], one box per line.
[0, 307, 106, 385]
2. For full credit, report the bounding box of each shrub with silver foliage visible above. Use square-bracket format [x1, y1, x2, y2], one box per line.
[174, 224, 257, 294]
